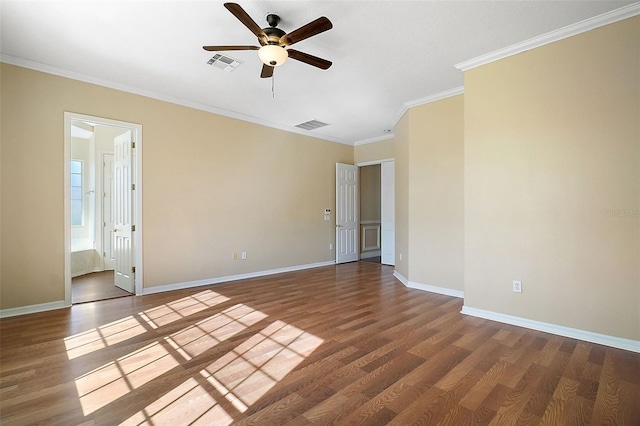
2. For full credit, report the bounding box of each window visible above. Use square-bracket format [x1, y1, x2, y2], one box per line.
[71, 160, 83, 226]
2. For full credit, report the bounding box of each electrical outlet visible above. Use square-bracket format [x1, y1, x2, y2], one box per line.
[399, 253, 402, 261]
[241, 251, 247, 260]
[513, 280, 522, 293]
[232, 252, 238, 260]
[329, 243, 333, 250]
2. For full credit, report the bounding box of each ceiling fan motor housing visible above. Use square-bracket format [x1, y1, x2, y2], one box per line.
[263, 26, 286, 45]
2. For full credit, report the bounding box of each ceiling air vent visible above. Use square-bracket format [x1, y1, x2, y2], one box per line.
[207, 54, 242, 72]
[295, 120, 329, 131]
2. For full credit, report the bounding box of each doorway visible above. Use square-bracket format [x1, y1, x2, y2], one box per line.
[359, 164, 381, 263]
[64, 113, 143, 305]
[357, 160, 394, 266]
[336, 160, 395, 266]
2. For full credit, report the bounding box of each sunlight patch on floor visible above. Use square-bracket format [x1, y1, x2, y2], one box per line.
[70, 292, 323, 421]
[75, 342, 180, 415]
[64, 315, 147, 360]
[65, 290, 229, 360]
[164, 304, 268, 361]
[201, 320, 324, 411]
[121, 377, 233, 426]
[139, 290, 230, 329]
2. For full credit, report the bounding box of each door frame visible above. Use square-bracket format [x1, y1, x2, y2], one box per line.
[63, 112, 143, 305]
[355, 158, 395, 265]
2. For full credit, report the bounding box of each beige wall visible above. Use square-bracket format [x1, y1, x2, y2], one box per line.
[409, 95, 464, 291]
[394, 96, 465, 290]
[360, 164, 381, 222]
[394, 114, 410, 277]
[464, 17, 639, 340]
[354, 138, 394, 164]
[0, 63, 352, 309]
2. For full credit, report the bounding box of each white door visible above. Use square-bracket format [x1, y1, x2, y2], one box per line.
[336, 163, 359, 263]
[103, 153, 115, 270]
[113, 131, 134, 293]
[381, 161, 395, 265]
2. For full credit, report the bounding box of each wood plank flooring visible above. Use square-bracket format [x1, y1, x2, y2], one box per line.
[1, 262, 638, 425]
[72, 271, 133, 304]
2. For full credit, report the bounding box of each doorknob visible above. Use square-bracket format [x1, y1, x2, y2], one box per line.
[113, 228, 118, 232]
[336, 224, 343, 228]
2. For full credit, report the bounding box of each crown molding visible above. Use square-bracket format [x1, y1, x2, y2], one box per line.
[0, 54, 353, 146]
[353, 134, 394, 146]
[391, 86, 465, 127]
[455, 2, 640, 71]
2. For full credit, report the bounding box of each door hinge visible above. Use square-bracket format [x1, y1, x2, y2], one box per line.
[132, 225, 136, 232]
[131, 183, 136, 191]
[132, 266, 136, 274]
[131, 141, 136, 149]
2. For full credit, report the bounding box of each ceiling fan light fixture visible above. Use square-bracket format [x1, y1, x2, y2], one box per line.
[258, 44, 288, 67]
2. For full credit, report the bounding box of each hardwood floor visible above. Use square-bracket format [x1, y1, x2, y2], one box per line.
[1, 262, 638, 425]
[72, 271, 133, 304]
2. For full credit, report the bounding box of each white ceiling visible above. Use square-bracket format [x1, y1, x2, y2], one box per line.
[1, 1, 635, 145]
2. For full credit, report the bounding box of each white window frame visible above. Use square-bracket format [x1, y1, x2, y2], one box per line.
[70, 159, 83, 227]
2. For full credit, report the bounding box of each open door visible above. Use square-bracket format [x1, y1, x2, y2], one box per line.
[336, 163, 359, 263]
[113, 130, 134, 293]
[103, 153, 116, 270]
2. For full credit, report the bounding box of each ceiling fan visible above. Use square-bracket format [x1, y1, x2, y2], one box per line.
[203, 2, 333, 78]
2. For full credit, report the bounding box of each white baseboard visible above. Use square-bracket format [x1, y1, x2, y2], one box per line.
[0, 260, 336, 317]
[142, 260, 336, 296]
[461, 306, 640, 353]
[393, 271, 464, 299]
[393, 271, 408, 285]
[0, 300, 69, 319]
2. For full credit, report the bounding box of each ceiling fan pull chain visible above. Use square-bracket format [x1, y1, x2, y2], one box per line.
[272, 74, 275, 98]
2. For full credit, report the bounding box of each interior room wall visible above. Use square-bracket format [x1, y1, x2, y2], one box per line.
[0, 63, 353, 310]
[408, 95, 464, 293]
[393, 96, 464, 293]
[354, 138, 394, 164]
[394, 114, 410, 278]
[463, 16, 639, 341]
[359, 164, 381, 257]
[360, 165, 381, 222]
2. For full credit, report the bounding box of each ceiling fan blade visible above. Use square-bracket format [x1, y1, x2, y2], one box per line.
[260, 64, 274, 78]
[280, 16, 332, 46]
[203, 45, 259, 51]
[224, 3, 267, 43]
[287, 49, 332, 70]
